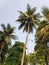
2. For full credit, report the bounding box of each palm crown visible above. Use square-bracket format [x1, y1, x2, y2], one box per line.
[0, 23, 17, 50]
[17, 4, 41, 33]
[42, 6, 49, 21]
[36, 21, 49, 43]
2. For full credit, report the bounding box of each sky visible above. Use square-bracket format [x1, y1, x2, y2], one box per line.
[0, 0, 49, 54]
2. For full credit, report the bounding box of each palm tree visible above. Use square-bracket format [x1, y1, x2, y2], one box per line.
[0, 23, 17, 62]
[36, 21, 49, 65]
[42, 6, 49, 21]
[16, 4, 41, 65]
[36, 20, 49, 44]
[42, 6, 49, 46]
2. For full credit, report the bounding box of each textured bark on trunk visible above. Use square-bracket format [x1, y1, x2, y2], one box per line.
[21, 26, 29, 65]
[44, 54, 48, 65]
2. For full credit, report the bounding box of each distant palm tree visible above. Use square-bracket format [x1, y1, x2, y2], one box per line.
[0, 23, 17, 62]
[16, 4, 41, 65]
[42, 6, 49, 21]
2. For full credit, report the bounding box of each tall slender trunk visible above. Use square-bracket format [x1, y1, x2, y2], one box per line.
[21, 26, 29, 65]
[0, 42, 5, 62]
[44, 54, 48, 65]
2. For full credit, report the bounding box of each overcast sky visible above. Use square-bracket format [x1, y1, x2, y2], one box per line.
[0, 0, 49, 54]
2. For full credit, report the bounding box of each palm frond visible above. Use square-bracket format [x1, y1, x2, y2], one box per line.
[23, 23, 28, 32]
[1, 24, 6, 31]
[0, 31, 3, 39]
[33, 13, 41, 22]
[42, 6, 49, 20]
[27, 4, 36, 15]
[10, 35, 17, 40]
[18, 21, 25, 29]
[8, 27, 15, 34]
[31, 7, 36, 14]
[42, 32, 49, 42]
[37, 20, 49, 31]
[27, 4, 31, 11]
[17, 18, 24, 22]
[42, 6, 49, 16]
[29, 23, 33, 33]
[18, 11, 28, 17]
[7, 23, 11, 30]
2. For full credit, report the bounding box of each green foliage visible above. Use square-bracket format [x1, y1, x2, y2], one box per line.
[36, 20, 49, 44]
[0, 5, 49, 65]
[0, 23, 16, 63]
[3, 41, 27, 65]
[27, 53, 37, 65]
[35, 20, 49, 65]
[42, 6, 49, 20]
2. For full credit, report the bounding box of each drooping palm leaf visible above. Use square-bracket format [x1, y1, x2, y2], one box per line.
[18, 21, 25, 29]
[10, 35, 17, 40]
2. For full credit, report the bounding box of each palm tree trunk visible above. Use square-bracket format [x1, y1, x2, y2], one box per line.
[0, 42, 5, 62]
[44, 54, 48, 65]
[21, 26, 29, 65]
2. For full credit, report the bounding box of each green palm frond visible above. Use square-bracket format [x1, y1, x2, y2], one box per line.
[29, 23, 33, 33]
[42, 32, 49, 42]
[7, 23, 11, 30]
[27, 4, 31, 12]
[23, 23, 28, 32]
[0, 31, 3, 40]
[42, 6, 49, 16]
[37, 20, 48, 31]
[1, 24, 6, 31]
[18, 11, 28, 17]
[26, 4, 36, 15]
[10, 35, 17, 40]
[8, 27, 15, 34]
[18, 21, 25, 29]
[17, 18, 24, 22]
[31, 7, 36, 14]
[33, 13, 42, 19]
[42, 6, 49, 20]
[36, 21, 49, 44]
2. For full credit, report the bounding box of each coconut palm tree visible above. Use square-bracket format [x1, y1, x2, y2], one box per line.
[36, 20, 49, 44]
[37, 6, 49, 45]
[16, 4, 41, 65]
[42, 6, 49, 46]
[36, 21, 49, 65]
[0, 23, 17, 62]
[42, 6, 49, 21]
